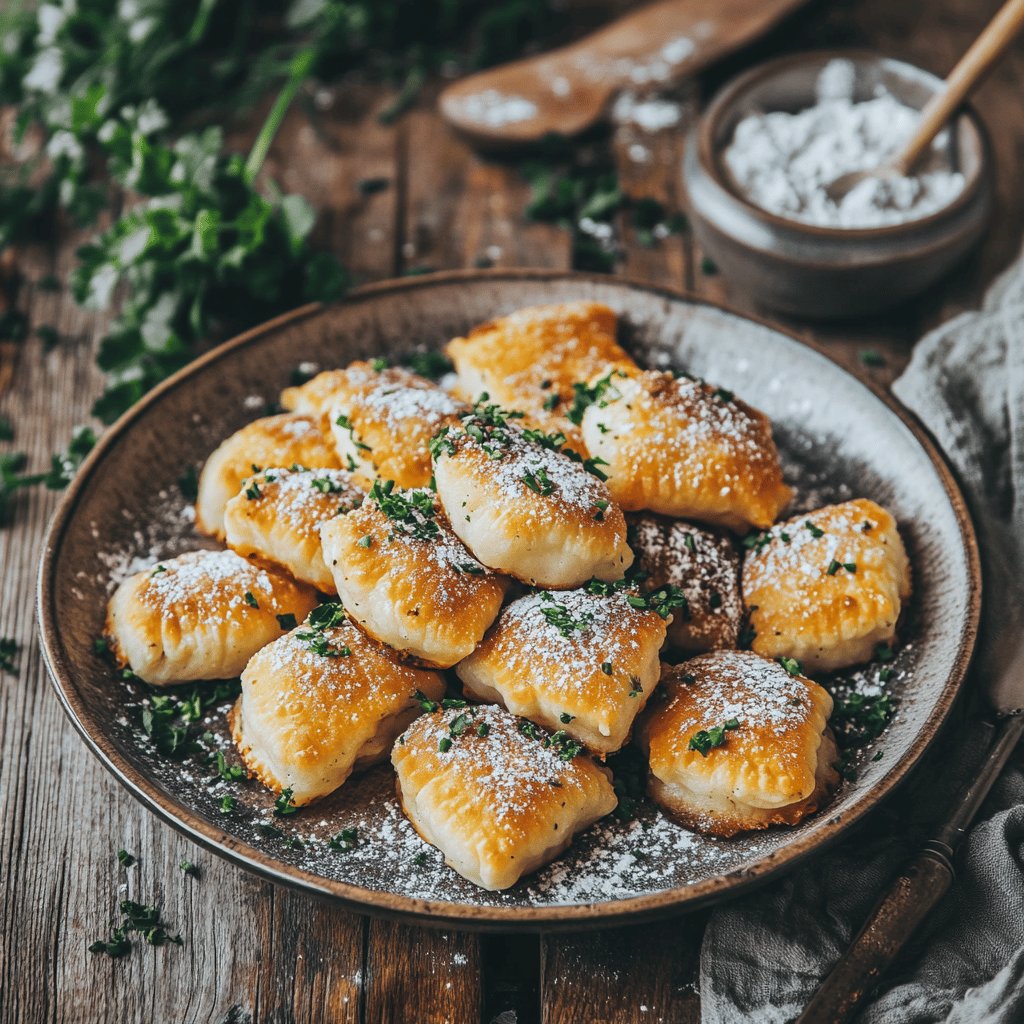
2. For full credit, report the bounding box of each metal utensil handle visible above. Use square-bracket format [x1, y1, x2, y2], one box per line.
[794, 846, 954, 1024]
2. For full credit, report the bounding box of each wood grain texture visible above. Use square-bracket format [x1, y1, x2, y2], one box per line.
[1, 0, 1022, 1021]
[540, 919, 703, 1024]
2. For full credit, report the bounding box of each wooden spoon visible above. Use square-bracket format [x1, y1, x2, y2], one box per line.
[438, 0, 810, 149]
[825, 0, 1024, 204]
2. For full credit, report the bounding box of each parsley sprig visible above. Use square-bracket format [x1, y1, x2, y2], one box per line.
[688, 719, 740, 757]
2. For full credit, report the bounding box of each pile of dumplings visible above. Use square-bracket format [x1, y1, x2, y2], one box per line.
[106, 302, 912, 891]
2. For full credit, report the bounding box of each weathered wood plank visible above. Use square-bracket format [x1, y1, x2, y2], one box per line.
[364, 921, 482, 1024]
[540, 919, 703, 1024]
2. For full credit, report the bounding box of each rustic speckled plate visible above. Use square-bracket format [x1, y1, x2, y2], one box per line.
[38, 271, 980, 931]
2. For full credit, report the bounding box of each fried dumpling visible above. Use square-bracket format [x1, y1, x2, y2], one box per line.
[223, 466, 364, 591]
[106, 549, 318, 686]
[446, 301, 636, 453]
[431, 403, 632, 588]
[328, 367, 468, 488]
[629, 513, 742, 653]
[580, 369, 792, 530]
[392, 703, 617, 890]
[280, 367, 374, 421]
[636, 651, 839, 837]
[457, 586, 668, 754]
[741, 498, 912, 672]
[195, 414, 341, 538]
[319, 482, 507, 668]
[230, 608, 445, 805]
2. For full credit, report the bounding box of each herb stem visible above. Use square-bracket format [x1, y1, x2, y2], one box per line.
[244, 48, 315, 183]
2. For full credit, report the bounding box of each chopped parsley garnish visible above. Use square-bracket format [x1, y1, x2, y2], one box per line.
[328, 827, 358, 851]
[713, 387, 734, 402]
[593, 498, 609, 521]
[608, 746, 646, 822]
[455, 561, 484, 575]
[219, 795, 238, 814]
[117, 849, 136, 868]
[276, 613, 297, 631]
[683, 532, 696, 553]
[476, 722, 490, 737]
[831, 693, 898, 748]
[538, 595, 593, 636]
[245, 481, 261, 500]
[274, 788, 299, 816]
[522, 466, 555, 495]
[875, 642, 896, 662]
[335, 413, 371, 451]
[139, 681, 240, 759]
[404, 351, 453, 380]
[438, 737, 452, 753]
[861, 520, 874, 532]
[742, 529, 772, 553]
[244, 591, 259, 608]
[448, 712, 470, 738]
[412, 690, 439, 713]
[779, 656, 802, 677]
[89, 898, 182, 958]
[688, 719, 739, 757]
[311, 475, 345, 493]
[559, 712, 575, 723]
[358, 535, 373, 548]
[308, 602, 345, 630]
[601, 662, 613, 675]
[804, 520, 825, 539]
[151, 564, 167, 576]
[566, 372, 622, 425]
[412, 851, 429, 867]
[627, 675, 643, 698]
[369, 479, 439, 540]
[0, 637, 19, 674]
[879, 666, 894, 683]
[827, 559, 857, 575]
[179, 860, 197, 877]
[543, 729, 584, 761]
[215, 750, 244, 782]
[370, 357, 388, 371]
[93, 637, 109, 655]
[517, 719, 543, 741]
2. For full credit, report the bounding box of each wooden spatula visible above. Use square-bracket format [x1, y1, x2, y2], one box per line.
[439, 0, 809, 148]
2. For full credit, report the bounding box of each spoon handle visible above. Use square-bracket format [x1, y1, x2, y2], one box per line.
[896, 0, 1024, 174]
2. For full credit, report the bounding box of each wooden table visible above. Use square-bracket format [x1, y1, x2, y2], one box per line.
[2, 1, 1021, 1020]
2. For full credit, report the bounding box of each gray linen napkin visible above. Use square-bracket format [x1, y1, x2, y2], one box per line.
[699, 247, 1024, 1024]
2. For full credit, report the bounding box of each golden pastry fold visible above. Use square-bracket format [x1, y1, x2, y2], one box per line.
[106, 549, 318, 685]
[742, 498, 912, 671]
[319, 482, 507, 668]
[231, 608, 445, 805]
[457, 585, 668, 754]
[392, 703, 616, 890]
[580, 369, 791, 530]
[636, 651, 838, 836]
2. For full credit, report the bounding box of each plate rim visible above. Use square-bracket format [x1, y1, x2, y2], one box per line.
[37, 268, 981, 931]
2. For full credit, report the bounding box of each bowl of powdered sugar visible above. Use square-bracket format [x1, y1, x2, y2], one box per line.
[683, 52, 993, 318]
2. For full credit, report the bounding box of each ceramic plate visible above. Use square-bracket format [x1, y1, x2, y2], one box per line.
[39, 271, 979, 930]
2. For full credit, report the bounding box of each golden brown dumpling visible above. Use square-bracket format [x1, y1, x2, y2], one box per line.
[446, 301, 636, 453]
[431, 403, 632, 588]
[231, 609, 445, 805]
[457, 586, 668, 754]
[629, 513, 742, 653]
[580, 369, 792, 530]
[105, 550, 318, 686]
[280, 366, 376, 421]
[328, 368, 468, 488]
[318, 483, 507, 668]
[223, 466, 364, 591]
[636, 651, 839, 837]
[195, 414, 341, 538]
[742, 498, 912, 672]
[392, 703, 617, 890]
